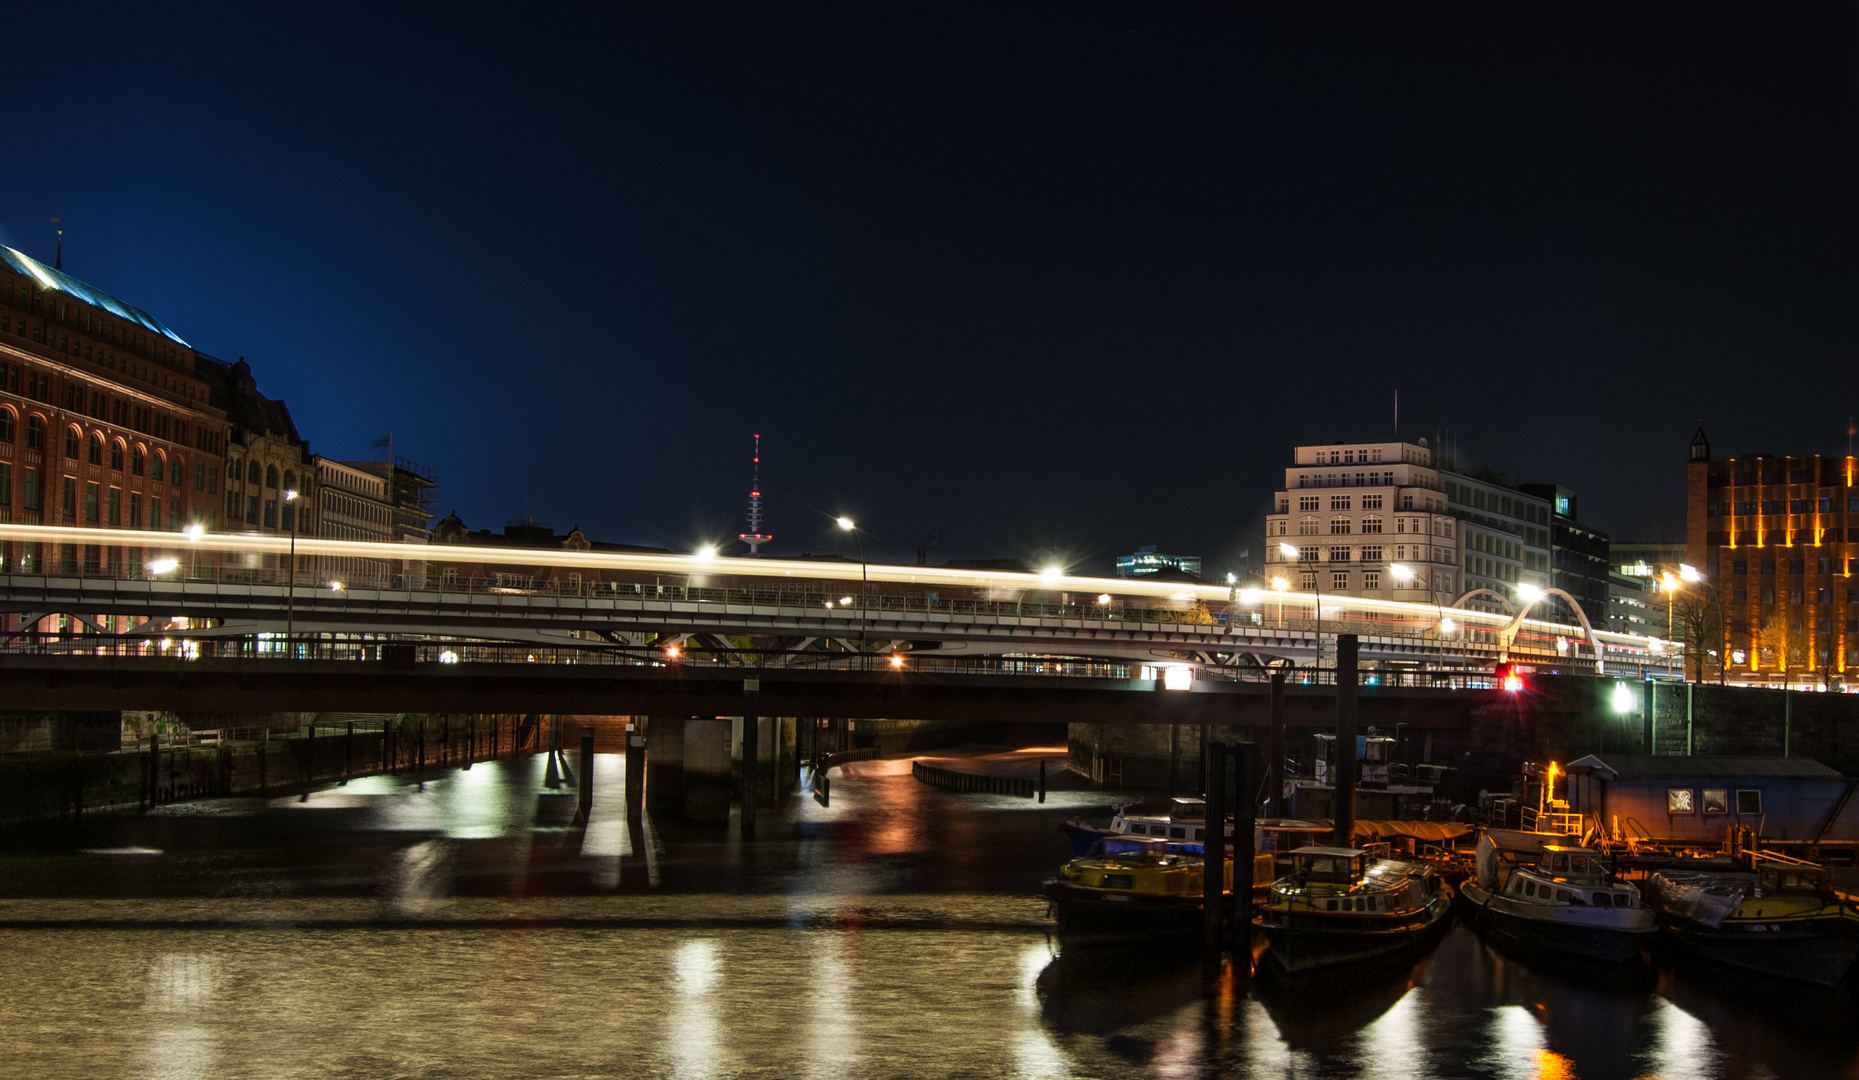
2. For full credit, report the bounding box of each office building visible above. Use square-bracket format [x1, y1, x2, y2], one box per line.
[1686, 425, 1857, 684]
[1519, 483, 1611, 627]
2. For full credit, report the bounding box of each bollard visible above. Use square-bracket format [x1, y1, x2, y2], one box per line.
[260, 727, 269, 796]
[306, 720, 316, 785]
[344, 722, 354, 785]
[1038, 759, 1047, 803]
[574, 726, 595, 826]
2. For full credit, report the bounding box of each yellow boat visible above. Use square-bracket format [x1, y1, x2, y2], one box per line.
[1042, 836, 1273, 938]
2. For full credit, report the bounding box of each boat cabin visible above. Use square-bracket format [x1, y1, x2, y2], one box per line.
[1506, 845, 1637, 908]
[1539, 845, 1607, 882]
[1290, 846, 1368, 886]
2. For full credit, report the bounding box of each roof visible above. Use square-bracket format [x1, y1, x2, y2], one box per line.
[0, 244, 189, 347]
[1566, 754, 1843, 782]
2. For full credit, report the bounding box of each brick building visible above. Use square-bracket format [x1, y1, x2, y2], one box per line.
[1687, 425, 1858, 685]
[0, 243, 227, 575]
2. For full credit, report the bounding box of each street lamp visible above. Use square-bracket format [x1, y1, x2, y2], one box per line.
[1270, 575, 1289, 627]
[837, 517, 868, 666]
[1659, 571, 1679, 679]
[1279, 541, 1322, 669]
[185, 522, 204, 579]
[1391, 561, 1447, 672]
[284, 489, 299, 650]
[1676, 563, 1726, 685]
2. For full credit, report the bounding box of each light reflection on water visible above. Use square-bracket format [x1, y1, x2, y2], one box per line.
[1, 755, 1856, 1078]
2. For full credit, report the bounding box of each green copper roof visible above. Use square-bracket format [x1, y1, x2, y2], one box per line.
[0, 244, 190, 348]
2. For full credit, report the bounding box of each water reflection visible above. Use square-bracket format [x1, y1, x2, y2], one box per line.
[1, 753, 1855, 1078]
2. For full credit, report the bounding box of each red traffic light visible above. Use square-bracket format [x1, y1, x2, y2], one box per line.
[1495, 663, 1524, 693]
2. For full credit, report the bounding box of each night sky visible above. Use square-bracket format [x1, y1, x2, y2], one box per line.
[5, 6, 1856, 575]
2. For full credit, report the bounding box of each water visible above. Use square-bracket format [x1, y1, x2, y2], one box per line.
[1, 751, 1854, 1079]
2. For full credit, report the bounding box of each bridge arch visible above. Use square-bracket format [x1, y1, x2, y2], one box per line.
[1450, 588, 1517, 615]
[1497, 587, 1606, 671]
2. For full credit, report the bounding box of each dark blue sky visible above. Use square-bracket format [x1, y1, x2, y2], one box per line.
[6, 5, 1856, 573]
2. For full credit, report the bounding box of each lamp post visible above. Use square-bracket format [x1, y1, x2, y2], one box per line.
[284, 489, 299, 650]
[836, 517, 868, 667]
[1270, 575, 1288, 628]
[1660, 571, 1679, 680]
[185, 522, 204, 579]
[1390, 561, 1446, 674]
[1279, 542, 1322, 671]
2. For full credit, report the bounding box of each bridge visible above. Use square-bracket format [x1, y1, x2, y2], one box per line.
[0, 522, 1676, 681]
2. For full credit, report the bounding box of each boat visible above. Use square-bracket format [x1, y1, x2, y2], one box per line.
[1042, 835, 1273, 939]
[1459, 833, 1656, 963]
[1059, 798, 1229, 856]
[1644, 858, 1859, 987]
[1259, 845, 1453, 974]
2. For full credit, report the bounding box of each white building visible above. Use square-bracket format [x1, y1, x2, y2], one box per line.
[1263, 440, 1460, 606]
[314, 457, 395, 586]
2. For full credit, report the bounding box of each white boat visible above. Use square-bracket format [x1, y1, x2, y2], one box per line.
[1460, 832, 1655, 963]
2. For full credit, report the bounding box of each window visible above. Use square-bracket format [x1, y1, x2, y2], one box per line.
[1300, 572, 1316, 590]
[1667, 788, 1694, 814]
[88, 433, 103, 465]
[1790, 589, 1804, 604]
[283, 469, 297, 492]
[26, 416, 43, 450]
[64, 427, 79, 459]
[23, 468, 40, 510]
[109, 440, 124, 470]
[108, 487, 121, 526]
[132, 446, 145, 476]
[1734, 589, 1747, 603]
[247, 460, 262, 484]
[1818, 557, 1834, 574]
[197, 463, 207, 491]
[1328, 546, 1350, 562]
[1332, 571, 1348, 591]
[1361, 517, 1383, 534]
[1789, 558, 1805, 574]
[0, 408, 11, 442]
[1299, 496, 1319, 511]
[1818, 588, 1832, 603]
[1299, 516, 1319, 535]
[129, 492, 140, 528]
[152, 451, 165, 483]
[1364, 571, 1380, 590]
[61, 476, 77, 517]
[1360, 546, 1383, 563]
[1361, 494, 1382, 509]
[150, 496, 162, 531]
[84, 481, 99, 522]
[1790, 498, 1809, 513]
[266, 465, 279, 489]
[1701, 789, 1728, 814]
[0, 463, 8, 505]
[1331, 496, 1350, 511]
[247, 494, 260, 524]
[1330, 517, 1351, 534]
[1735, 789, 1762, 815]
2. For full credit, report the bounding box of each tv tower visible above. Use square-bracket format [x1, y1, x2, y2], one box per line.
[738, 433, 773, 555]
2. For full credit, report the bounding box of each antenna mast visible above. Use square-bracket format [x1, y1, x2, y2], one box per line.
[738, 434, 773, 555]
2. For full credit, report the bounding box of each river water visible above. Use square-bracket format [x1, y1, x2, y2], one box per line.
[1, 751, 1853, 1079]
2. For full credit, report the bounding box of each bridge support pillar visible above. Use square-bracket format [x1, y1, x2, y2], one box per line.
[1333, 634, 1359, 850]
[625, 721, 646, 821]
[683, 718, 731, 825]
[1268, 673, 1285, 817]
[741, 679, 760, 837]
[646, 718, 684, 814]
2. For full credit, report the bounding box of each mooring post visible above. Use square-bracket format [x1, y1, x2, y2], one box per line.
[418, 719, 427, 776]
[260, 727, 269, 796]
[144, 729, 157, 811]
[306, 719, 316, 785]
[1038, 758, 1047, 804]
[1268, 671, 1286, 818]
[1234, 741, 1256, 939]
[741, 679, 761, 836]
[344, 721, 354, 785]
[1203, 739, 1228, 952]
[574, 726, 595, 827]
[1333, 634, 1359, 850]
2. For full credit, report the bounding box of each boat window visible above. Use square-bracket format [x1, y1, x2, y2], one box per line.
[1571, 856, 1589, 872]
[1103, 874, 1134, 890]
[1521, 882, 1534, 897]
[1617, 893, 1632, 907]
[1591, 892, 1611, 907]
[1325, 899, 1337, 911]
[1169, 827, 1186, 839]
[1556, 890, 1575, 903]
[1192, 828, 1204, 840]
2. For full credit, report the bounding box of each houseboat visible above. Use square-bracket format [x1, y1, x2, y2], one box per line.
[1460, 835, 1656, 963]
[1259, 846, 1453, 974]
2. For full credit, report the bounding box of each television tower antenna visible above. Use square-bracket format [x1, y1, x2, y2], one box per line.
[738, 433, 773, 555]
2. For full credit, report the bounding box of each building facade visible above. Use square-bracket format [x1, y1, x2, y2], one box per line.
[1441, 468, 1551, 611]
[1519, 483, 1611, 627]
[0, 243, 228, 575]
[314, 458, 396, 586]
[1686, 426, 1858, 685]
[1263, 440, 1459, 606]
[203, 356, 316, 579]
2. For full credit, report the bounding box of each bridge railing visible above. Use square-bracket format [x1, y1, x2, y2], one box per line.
[0, 562, 1618, 666]
[0, 629, 1535, 690]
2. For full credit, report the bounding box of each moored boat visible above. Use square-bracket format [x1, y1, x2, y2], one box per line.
[1645, 859, 1859, 988]
[1460, 836, 1656, 963]
[1042, 836, 1275, 939]
[1260, 846, 1453, 974]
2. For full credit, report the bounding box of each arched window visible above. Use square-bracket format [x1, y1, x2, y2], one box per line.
[88, 432, 104, 465]
[283, 469, 297, 492]
[132, 445, 145, 476]
[152, 450, 166, 483]
[1298, 516, 1319, 536]
[173, 456, 186, 489]
[110, 439, 125, 471]
[27, 416, 44, 450]
[265, 465, 279, 489]
[0, 407, 13, 443]
[248, 460, 262, 484]
[65, 427, 81, 459]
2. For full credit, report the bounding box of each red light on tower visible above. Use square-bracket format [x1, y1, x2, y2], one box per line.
[738, 434, 773, 555]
